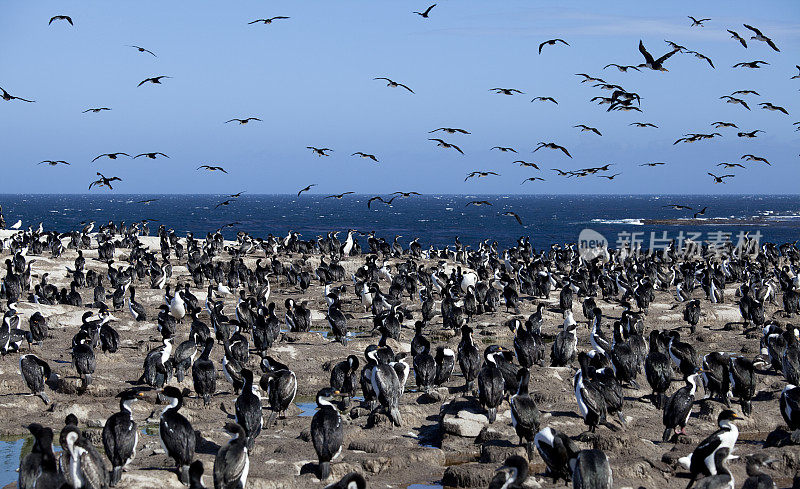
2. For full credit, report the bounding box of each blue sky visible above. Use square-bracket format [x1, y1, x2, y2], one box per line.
[1, 1, 798, 194]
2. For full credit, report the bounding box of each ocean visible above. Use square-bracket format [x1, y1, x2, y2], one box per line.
[0, 194, 798, 251]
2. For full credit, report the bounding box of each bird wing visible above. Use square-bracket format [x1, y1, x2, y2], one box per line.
[219, 442, 248, 486]
[638, 41, 655, 64]
[538, 41, 546, 54]
[137, 79, 150, 87]
[398, 84, 414, 93]
[451, 144, 464, 154]
[424, 4, 436, 15]
[558, 145, 572, 158]
[743, 24, 762, 36]
[91, 154, 106, 162]
[655, 48, 679, 65]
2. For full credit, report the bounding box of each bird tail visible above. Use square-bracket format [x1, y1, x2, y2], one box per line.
[319, 460, 330, 480]
[38, 392, 50, 404]
[662, 427, 673, 443]
[389, 406, 403, 427]
[488, 407, 497, 424]
[83, 374, 92, 390]
[525, 441, 534, 461]
[465, 380, 474, 393]
[175, 366, 185, 383]
[110, 466, 122, 486]
[178, 464, 190, 485]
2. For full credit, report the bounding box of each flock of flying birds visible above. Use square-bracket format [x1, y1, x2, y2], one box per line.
[3, 10, 797, 222]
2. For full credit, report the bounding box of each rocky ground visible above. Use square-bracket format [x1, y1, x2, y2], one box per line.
[0, 230, 799, 488]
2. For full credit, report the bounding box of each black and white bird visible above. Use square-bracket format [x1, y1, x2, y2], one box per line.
[192, 337, 216, 406]
[458, 325, 482, 393]
[59, 421, 109, 489]
[311, 387, 344, 480]
[19, 423, 63, 489]
[510, 367, 541, 459]
[235, 369, 262, 450]
[19, 353, 52, 404]
[324, 472, 366, 489]
[678, 410, 741, 489]
[102, 388, 142, 486]
[662, 371, 701, 442]
[158, 386, 196, 485]
[535, 427, 580, 484]
[368, 347, 403, 426]
[488, 455, 529, 489]
[326, 293, 348, 345]
[780, 384, 800, 432]
[571, 449, 613, 489]
[330, 355, 360, 404]
[261, 356, 298, 425]
[478, 345, 506, 423]
[213, 422, 250, 489]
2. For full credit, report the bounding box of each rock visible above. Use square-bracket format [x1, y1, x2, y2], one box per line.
[480, 440, 526, 463]
[476, 425, 507, 444]
[443, 417, 483, 437]
[442, 462, 493, 488]
[458, 410, 489, 424]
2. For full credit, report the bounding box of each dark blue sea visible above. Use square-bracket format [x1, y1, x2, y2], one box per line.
[0, 194, 798, 250]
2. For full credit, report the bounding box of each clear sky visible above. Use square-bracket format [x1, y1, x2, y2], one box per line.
[1, 1, 798, 194]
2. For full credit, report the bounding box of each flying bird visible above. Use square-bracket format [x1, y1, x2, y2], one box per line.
[708, 173, 735, 184]
[792, 66, 800, 80]
[307, 147, 333, 156]
[92, 153, 130, 162]
[0, 87, 34, 102]
[128, 45, 156, 56]
[693, 207, 708, 218]
[575, 73, 606, 83]
[352, 152, 378, 162]
[514, 161, 540, 169]
[49, 15, 73, 25]
[325, 192, 355, 199]
[732, 61, 769, 69]
[741, 154, 770, 165]
[134, 152, 169, 159]
[574, 125, 602, 136]
[465, 171, 499, 181]
[229, 191, 246, 198]
[603, 64, 640, 72]
[83, 107, 110, 113]
[465, 201, 492, 207]
[598, 173, 621, 180]
[720, 96, 750, 110]
[39, 160, 69, 166]
[531, 96, 558, 104]
[197, 165, 228, 173]
[539, 39, 569, 54]
[730, 90, 759, 96]
[717, 162, 745, 169]
[743, 24, 780, 51]
[137, 76, 171, 86]
[430, 127, 470, 134]
[711, 121, 738, 128]
[367, 196, 391, 208]
[686, 50, 714, 68]
[248, 16, 290, 24]
[297, 184, 316, 196]
[374, 78, 414, 93]
[428, 138, 464, 154]
[428, 127, 472, 134]
[491, 147, 516, 153]
[727, 30, 747, 48]
[89, 172, 121, 190]
[630, 122, 658, 128]
[489, 88, 524, 95]
[640, 162, 665, 167]
[534, 142, 572, 158]
[664, 40, 687, 52]
[137, 199, 159, 204]
[688, 16, 710, 27]
[413, 4, 436, 18]
[638, 41, 679, 71]
[226, 118, 261, 124]
[500, 211, 523, 225]
[521, 177, 545, 184]
[737, 129, 764, 138]
[759, 102, 788, 115]
[215, 200, 235, 209]
[664, 204, 693, 210]
[391, 191, 421, 198]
